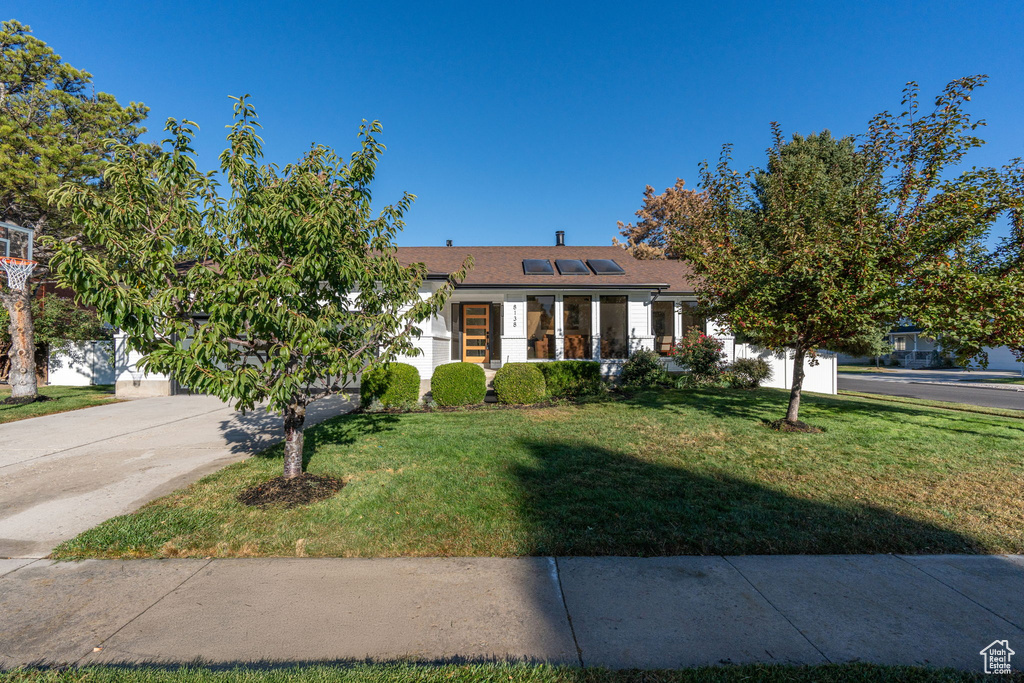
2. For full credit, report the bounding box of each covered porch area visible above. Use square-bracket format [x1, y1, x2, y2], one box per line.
[437, 290, 700, 376]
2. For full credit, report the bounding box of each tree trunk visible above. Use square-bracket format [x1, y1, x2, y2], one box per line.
[785, 347, 806, 424]
[1, 288, 37, 402]
[282, 402, 307, 480]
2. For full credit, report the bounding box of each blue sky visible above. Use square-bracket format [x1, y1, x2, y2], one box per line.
[9, 1, 1024, 247]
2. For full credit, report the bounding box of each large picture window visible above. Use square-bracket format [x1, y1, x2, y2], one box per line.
[600, 295, 628, 359]
[527, 295, 555, 359]
[563, 296, 591, 359]
[652, 300, 675, 356]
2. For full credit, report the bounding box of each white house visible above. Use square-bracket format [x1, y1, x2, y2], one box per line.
[840, 322, 1024, 372]
[112, 234, 837, 397]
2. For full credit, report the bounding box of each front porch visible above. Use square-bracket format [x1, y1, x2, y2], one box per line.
[416, 290, 700, 379]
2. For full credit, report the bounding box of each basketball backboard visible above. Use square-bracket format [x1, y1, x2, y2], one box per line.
[0, 221, 33, 261]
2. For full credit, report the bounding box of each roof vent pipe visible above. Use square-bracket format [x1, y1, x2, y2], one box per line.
[555, 230, 565, 246]
[446, 240, 452, 247]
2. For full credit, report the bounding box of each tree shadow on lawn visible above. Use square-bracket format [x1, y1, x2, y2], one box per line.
[249, 412, 400, 470]
[218, 394, 362, 456]
[622, 387, 1024, 441]
[510, 438, 988, 556]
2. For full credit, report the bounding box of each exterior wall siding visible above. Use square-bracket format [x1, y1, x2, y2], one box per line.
[113, 331, 173, 397]
[501, 293, 528, 364]
[969, 346, 1024, 372]
[628, 294, 654, 354]
[732, 343, 838, 395]
[48, 341, 116, 386]
[113, 286, 836, 395]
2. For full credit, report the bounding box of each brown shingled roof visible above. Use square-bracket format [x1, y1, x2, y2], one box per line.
[395, 246, 695, 292]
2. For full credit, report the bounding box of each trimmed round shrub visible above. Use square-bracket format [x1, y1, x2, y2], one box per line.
[728, 357, 773, 388]
[431, 362, 487, 406]
[537, 360, 603, 398]
[619, 348, 667, 389]
[360, 362, 420, 408]
[493, 363, 546, 404]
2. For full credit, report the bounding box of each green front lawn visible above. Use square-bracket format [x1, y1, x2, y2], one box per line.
[0, 384, 117, 423]
[3, 664, 1010, 683]
[53, 387, 1024, 560]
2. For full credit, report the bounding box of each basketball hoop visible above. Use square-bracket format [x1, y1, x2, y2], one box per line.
[0, 257, 37, 291]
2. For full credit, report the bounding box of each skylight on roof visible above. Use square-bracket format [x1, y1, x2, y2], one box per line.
[523, 259, 554, 275]
[555, 259, 589, 275]
[588, 259, 625, 275]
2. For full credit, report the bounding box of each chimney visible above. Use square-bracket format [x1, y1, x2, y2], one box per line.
[555, 230, 565, 246]
[446, 240, 452, 247]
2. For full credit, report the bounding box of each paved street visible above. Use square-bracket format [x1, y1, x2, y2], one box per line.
[0, 394, 354, 559]
[839, 376, 1024, 411]
[1, 554, 1022, 671]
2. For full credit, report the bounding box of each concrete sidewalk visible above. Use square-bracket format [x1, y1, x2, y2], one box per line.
[1, 555, 1022, 671]
[0, 394, 354, 558]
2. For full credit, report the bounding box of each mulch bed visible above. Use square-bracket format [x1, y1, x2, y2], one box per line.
[238, 473, 345, 509]
[767, 418, 825, 433]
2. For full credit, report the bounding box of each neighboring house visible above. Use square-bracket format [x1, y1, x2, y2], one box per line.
[886, 325, 941, 369]
[835, 324, 940, 367]
[112, 233, 837, 397]
[840, 321, 1024, 372]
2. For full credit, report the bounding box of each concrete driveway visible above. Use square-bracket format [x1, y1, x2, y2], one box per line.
[0, 394, 354, 559]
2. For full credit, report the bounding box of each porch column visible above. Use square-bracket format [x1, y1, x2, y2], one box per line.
[630, 292, 654, 354]
[501, 293, 528, 364]
[554, 295, 564, 360]
[591, 295, 601, 361]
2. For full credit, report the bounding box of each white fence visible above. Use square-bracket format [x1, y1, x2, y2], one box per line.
[732, 343, 838, 395]
[47, 341, 115, 386]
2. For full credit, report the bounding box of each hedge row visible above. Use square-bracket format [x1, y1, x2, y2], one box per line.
[362, 359, 607, 410]
[537, 360, 602, 398]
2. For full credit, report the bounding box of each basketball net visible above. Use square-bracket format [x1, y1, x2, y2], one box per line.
[0, 257, 37, 291]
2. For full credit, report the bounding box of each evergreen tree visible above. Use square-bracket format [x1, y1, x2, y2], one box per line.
[0, 20, 147, 401]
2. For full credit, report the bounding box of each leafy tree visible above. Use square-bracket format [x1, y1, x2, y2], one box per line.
[675, 128, 893, 425]
[0, 20, 147, 401]
[672, 76, 1023, 425]
[49, 97, 468, 479]
[613, 179, 708, 259]
[860, 77, 1024, 366]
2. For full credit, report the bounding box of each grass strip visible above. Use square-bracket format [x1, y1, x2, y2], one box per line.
[0, 385, 118, 424]
[838, 390, 1024, 419]
[2, 663, 1014, 682]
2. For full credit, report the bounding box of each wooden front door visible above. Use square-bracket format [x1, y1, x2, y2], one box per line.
[461, 303, 490, 363]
